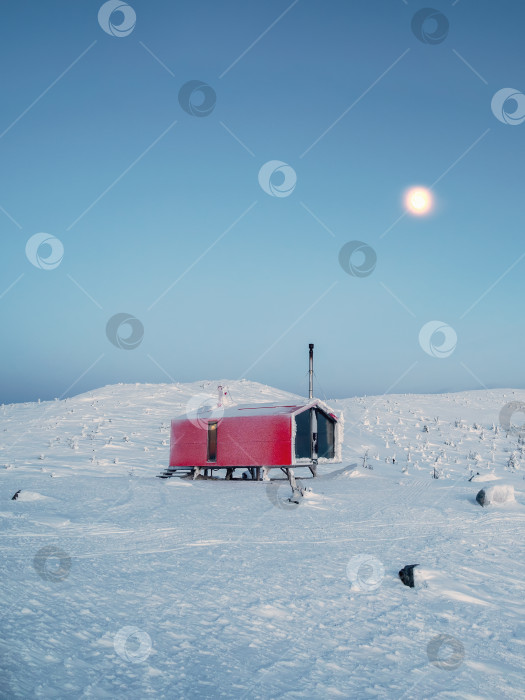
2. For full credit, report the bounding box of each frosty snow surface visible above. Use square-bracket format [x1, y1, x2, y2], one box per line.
[1, 379, 524, 698]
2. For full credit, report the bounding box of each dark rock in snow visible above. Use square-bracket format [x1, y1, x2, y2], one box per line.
[399, 564, 419, 588]
[11, 490, 21, 500]
[476, 489, 486, 506]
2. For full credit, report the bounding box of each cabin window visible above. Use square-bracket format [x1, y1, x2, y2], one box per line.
[207, 421, 218, 462]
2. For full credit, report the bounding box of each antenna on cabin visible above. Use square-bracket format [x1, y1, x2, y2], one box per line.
[309, 343, 314, 400]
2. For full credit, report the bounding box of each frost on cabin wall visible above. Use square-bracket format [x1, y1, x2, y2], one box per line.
[333, 407, 344, 463]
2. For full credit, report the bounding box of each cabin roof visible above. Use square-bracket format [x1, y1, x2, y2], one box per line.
[222, 402, 305, 417]
[181, 399, 338, 421]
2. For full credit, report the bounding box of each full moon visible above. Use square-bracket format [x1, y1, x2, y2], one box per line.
[404, 187, 433, 215]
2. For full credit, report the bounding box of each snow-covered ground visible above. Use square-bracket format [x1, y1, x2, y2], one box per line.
[1, 380, 524, 699]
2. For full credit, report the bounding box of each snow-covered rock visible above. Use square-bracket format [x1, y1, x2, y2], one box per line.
[476, 484, 516, 506]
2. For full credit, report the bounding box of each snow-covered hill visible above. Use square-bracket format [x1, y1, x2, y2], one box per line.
[1, 381, 524, 698]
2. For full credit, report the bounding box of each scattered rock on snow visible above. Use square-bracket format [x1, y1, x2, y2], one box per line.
[399, 564, 419, 588]
[476, 484, 515, 507]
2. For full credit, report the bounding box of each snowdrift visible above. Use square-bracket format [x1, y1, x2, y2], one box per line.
[1, 381, 524, 698]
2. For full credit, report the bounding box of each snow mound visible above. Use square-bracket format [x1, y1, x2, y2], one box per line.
[477, 484, 515, 507]
[470, 472, 500, 482]
[14, 491, 49, 502]
[320, 465, 360, 479]
[413, 568, 497, 607]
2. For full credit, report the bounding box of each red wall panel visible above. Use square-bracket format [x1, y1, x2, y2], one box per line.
[170, 415, 292, 467]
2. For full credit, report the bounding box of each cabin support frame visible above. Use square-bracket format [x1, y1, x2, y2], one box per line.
[157, 463, 319, 480]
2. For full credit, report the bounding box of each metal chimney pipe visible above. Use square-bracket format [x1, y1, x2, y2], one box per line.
[309, 344, 314, 399]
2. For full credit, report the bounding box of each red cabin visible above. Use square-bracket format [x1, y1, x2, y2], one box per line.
[163, 400, 343, 480]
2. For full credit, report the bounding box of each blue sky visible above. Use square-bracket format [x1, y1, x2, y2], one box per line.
[1, 0, 525, 404]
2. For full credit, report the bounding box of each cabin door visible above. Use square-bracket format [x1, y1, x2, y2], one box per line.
[316, 410, 335, 459]
[294, 409, 317, 460]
